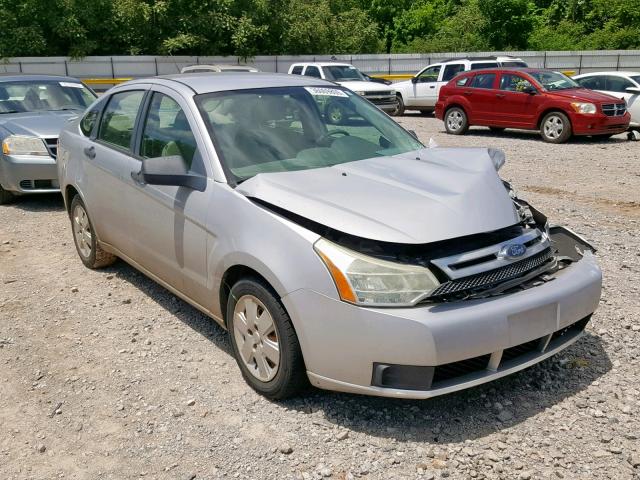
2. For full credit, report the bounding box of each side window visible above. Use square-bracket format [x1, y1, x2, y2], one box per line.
[470, 62, 498, 70]
[456, 77, 470, 87]
[140, 93, 198, 168]
[417, 65, 441, 83]
[442, 64, 465, 82]
[499, 74, 533, 92]
[605, 75, 633, 93]
[97, 90, 145, 150]
[575, 76, 603, 90]
[304, 66, 322, 78]
[80, 101, 104, 137]
[470, 73, 497, 89]
[290, 66, 303, 75]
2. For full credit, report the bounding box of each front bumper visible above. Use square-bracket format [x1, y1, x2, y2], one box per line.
[364, 94, 398, 113]
[570, 111, 630, 135]
[0, 154, 59, 194]
[282, 252, 601, 399]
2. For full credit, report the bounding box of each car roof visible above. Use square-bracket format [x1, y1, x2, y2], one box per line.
[124, 72, 337, 95]
[432, 56, 523, 64]
[0, 74, 85, 83]
[183, 64, 257, 70]
[290, 62, 352, 67]
[574, 71, 640, 77]
[457, 67, 550, 75]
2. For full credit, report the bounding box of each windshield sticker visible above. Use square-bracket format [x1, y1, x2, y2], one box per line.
[304, 87, 348, 97]
[59, 82, 84, 88]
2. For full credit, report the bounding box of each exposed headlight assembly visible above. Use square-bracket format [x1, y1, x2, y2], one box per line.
[2, 135, 49, 156]
[570, 102, 596, 114]
[314, 238, 440, 307]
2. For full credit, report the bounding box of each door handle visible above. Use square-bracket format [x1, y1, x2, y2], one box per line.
[496, 93, 505, 98]
[429, 86, 435, 89]
[463, 91, 472, 95]
[83, 146, 96, 159]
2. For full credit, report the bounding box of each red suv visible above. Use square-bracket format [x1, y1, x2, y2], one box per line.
[435, 68, 630, 143]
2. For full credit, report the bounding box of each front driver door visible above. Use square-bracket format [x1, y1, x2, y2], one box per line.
[127, 86, 212, 305]
[407, 65, 441, 107]
[491, 73, 541, 128]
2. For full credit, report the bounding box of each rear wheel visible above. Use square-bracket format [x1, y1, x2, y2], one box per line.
[540, 111, 572, 143]
[390, 95, 405, 116]
[0, 185, 13, 205]
[70, 195, 116, 269]
[226, 278, 307, 399]
[325, 101, 346, 125]
[444, 107, 469, 135]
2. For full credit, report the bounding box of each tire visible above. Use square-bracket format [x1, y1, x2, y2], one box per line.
[390, 95, 404, 116]
[540, 111, 572, 143]
[489, 127, 505, 133]
[444, 107, 469, 135]
[69, 195, 116, 269]
[226, 277, 307, 400]
[0, 185, 14, 205]
[325, 101, 346, 125]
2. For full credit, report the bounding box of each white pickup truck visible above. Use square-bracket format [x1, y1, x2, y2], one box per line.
[288, 62, 397, 122]
[393, 56, 528, 115]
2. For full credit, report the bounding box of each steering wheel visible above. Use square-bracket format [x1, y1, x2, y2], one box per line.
[317, 129, 350, 146]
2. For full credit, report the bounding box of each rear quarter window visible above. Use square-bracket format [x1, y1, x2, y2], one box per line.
[455, 77, 471, 87]
[290, 66, 303, 75]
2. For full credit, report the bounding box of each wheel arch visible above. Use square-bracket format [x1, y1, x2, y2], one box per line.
[537, 107, 572, 129]
[64, 184, 80, 214]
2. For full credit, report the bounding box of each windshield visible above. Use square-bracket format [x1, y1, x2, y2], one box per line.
[0, 80, 96, 114]
[323, 66, 365, 82]
[501, 61, 528, 68]
[196, 86, 423, 183]
[528, 71, 581, 91]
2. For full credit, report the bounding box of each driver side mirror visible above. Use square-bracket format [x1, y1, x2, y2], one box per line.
[522, 85, 537, 95]
[411, 77, 419, 84]
[132, 155, 206, 192]
[626, 86, 640, 95]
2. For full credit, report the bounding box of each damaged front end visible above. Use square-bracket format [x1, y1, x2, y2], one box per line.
[250, 186, 596, 305]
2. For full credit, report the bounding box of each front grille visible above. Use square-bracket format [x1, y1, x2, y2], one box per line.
[431, 354, 491, 386]
[18, 179, 55, 190]
[44, 138, 58, 159]
[601, 103, 626, 117]
[501, 338, 541, 363]
[428, 247, 554, 299]
[364, 91, 393, 97]
[19, 180, 32, 189]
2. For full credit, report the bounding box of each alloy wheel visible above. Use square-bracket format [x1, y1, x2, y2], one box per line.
[543, 115, 564, 139]
[446, 110, 464, 131]
[73, 204, 92, 259]
[232, 295, 281, 382]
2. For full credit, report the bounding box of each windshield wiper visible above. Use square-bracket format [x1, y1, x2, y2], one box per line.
[47, 107, 83, 112]
[0, 110, 21, 114]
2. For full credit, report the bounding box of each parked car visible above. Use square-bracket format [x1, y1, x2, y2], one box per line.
[392, 56, 528, 115]
[288, 62, 397, 120]
[58, 73, 601, 400]
[435, 68, 631, 143]
[181, 64, 259, 73]
[573, 71, 640, 136]
[0, 74, 97, 204]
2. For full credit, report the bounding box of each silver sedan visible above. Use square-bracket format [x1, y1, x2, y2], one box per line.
[0, 75, 96, 203]
[57, 73, 602, 399]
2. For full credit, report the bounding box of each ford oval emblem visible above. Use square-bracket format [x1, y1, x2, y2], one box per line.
[499, 243, 527, 259]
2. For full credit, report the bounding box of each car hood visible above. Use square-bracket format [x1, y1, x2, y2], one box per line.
[336, 80, 394, 92]
[0, 110, 80, 137]
[546, 88, 622, 103]
[238, 148, 520, 244]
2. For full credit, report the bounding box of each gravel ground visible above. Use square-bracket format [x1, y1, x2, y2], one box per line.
[1, 116, 639, 480]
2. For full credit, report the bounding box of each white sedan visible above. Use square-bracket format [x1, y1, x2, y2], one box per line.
[574, 71, 640, 134]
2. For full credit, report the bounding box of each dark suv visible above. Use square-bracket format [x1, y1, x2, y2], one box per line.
[435, 68, 630, 143]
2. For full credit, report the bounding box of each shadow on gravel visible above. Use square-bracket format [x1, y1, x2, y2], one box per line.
[455, 127, 627, 144]
[102, 260, 233, 356]
[7, 193, 65, 212]
[282, 332, 611, 444]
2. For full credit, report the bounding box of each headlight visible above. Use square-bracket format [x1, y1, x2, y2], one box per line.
[2, 135, 49, 156]
[570, 102, 596, 114]
[355, 91, 367, 96]
[314, 238, 440, 307]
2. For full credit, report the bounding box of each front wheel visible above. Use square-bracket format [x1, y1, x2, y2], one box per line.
[389, 95, 405, 116]
[227, 278, 307, 399]
[540, 111, 572, 143]
[325, 101, 347, 125]
[444, 107, 469, 135]
[70, 195, 117, 269]
[0, 185, 14, 205]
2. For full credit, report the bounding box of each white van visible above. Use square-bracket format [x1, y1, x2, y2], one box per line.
[393, 56, 528, 115]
